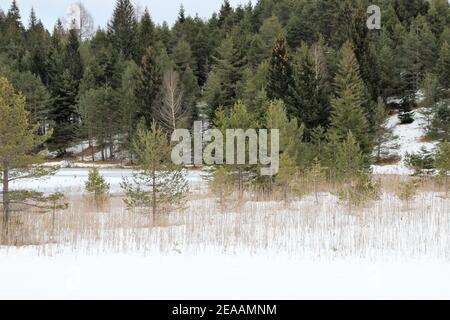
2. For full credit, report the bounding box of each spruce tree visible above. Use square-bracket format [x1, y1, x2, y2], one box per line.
[287, 43, 330, 134]
[118, 60, 140, 159]
[205, 36, 245, 114]
[48, 29, 83, 154]
[267, 33, 291, 102]
[329, 41, 370, 155]
[375, 32, 400, 101]
[3, 0, 25, 60]
[430, 104, 450, 141]
[436, 41, 450, 91]
[398, 94, 416, 125]
[137, 47, 162, 124]
[108, 0, 138, 60]
[137, 8, 155, 59]
[401, 16, 437, 97]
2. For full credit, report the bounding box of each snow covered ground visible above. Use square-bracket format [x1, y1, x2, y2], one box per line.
[8, 168, 205, 195]
[1, 190, 449, 299]
[1, 249, 449, 299]
[371, 108, 439, 175]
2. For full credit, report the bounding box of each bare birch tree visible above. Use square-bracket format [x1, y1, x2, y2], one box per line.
[155, 69, 186, 132]
[67, 2, 94, 41]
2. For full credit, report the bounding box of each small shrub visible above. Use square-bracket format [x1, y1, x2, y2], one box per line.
[85, 167, 110, 199]
[338, 172, 381, 210]
[209, 166, 236, 211]
[397, 179, 421, 209]
[405, 147, 436, 175]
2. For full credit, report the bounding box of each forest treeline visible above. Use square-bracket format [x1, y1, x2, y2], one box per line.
[0, 0, 449, 177]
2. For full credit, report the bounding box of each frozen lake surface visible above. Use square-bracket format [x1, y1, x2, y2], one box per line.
[7, 168, 205, 195]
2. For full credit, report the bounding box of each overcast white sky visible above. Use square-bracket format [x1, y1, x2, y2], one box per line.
[0, 0, 251, 30]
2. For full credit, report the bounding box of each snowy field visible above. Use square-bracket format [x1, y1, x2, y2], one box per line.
[1, 189, 449, 299]
[1, 249, 450, 299]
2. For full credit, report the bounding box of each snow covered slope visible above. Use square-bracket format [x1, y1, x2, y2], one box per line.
[372, 108, 439, 175]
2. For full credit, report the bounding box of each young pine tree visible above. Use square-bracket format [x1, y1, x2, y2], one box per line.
[121, 121, 188, 222]
[372, 98, 399, 162]
[435, 142, 450, 197]
[85, 167, 110, 199]
[0, 78, 59, 237]
[334, 131, 365, 183]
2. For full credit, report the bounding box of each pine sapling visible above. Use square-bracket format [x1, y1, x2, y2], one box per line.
[85, 167, 110, 202]
[397, 179, 421, 211]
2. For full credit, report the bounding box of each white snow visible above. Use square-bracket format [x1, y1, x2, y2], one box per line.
[0, 189, 448, 299]
[7, 168, 206, 195]
[0, 249, 449, 299]
[372, 108, 439, 175]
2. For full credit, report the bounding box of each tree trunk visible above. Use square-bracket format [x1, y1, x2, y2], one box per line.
[90, 139, 95, 162]
[109, 133, 114, 160]
[152, 170, 157, 226]
[2, 166, 10, 237]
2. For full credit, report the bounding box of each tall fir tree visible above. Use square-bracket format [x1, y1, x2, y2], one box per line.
[108, 0, 138, 60]
[287, 43, 330, 135]
[137, 8, 155, 59]
[2, 0, 25, 61]
[136, 47, 162, 124]
[267, 33, 292, 102]
[204, 35, 245, 115]
[329, 41, 370, 155]
[48, 29, 83, 154]
[436, 41, 450, 91]
[401, 16, 438, 97]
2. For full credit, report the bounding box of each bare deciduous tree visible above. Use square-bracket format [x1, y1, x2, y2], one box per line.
[67, 2, 94, 41]
[155, 69, 186, 132]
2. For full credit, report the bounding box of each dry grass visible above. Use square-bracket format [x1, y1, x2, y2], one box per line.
[0, 177, 449, 260]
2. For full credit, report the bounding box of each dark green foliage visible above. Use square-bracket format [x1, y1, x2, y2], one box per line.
[267, 33, 291, 102]
[205, 35, 245, 115]
[329, 41, 370, 155]
[287, 43, 330, 134]
[405, 147, 436, 175]
[398, 94, 416, 125]
[107, 0, 138, 60]
[137, 8, 155, 59]
[437, 41, 450, 91]
[137, 47, 162, 124]
[47, 28, 83, 154]
[85, 167, 110, 198]
[430, 103, 450, 141]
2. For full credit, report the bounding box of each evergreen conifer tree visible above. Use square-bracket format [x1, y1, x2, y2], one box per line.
[267, 33, 291, 102]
